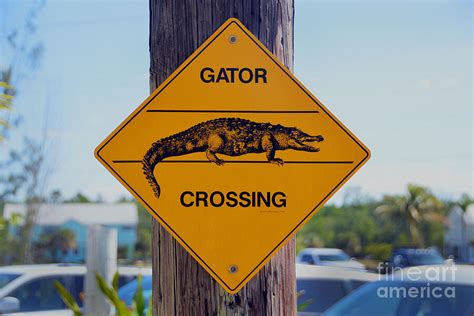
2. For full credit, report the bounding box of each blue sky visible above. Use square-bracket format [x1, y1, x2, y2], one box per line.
[1, 0, 472, 202]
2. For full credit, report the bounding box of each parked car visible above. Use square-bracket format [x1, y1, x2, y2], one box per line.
[296, 263, 378, 315]
[118, 275, 152, 307]
[116, 264, 378, 314]
[388, 247, 445, 270]
[0, 264, 151, 315]
[324, 265, 474, 316]
[297, 248, 366, 271]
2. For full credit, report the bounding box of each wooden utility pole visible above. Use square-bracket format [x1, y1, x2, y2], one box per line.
[149, 1, 295, 315]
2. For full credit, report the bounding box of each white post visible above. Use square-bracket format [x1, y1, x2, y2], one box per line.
[84, 225, 117, 316]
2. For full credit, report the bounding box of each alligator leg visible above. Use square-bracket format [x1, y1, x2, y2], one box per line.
[206, 133, 225, 166]
[262, 133, 284, 166]
[206, 150, 224, 166]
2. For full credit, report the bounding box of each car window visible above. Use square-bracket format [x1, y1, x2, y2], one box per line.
[408, 252, 444, 265]
[297, 279, 347, 313]
[0, 273, 21, 288]
[300, 254, 315, 264]
[319, 254, 350, 261]
[9, 276, 66, 312]
[325, 282, 400, 316]
[64, 275, 85, 308]
[118, 275, 137, 288]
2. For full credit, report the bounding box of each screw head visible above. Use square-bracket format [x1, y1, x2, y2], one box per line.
[229, 265, 238, 273]
[229, 35, 237, 44]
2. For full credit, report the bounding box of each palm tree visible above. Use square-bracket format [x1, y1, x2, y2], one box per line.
[375, 184, 445, 247]
[457, 193, 474, 212]
[35, 228, 77, 262]
[51, 228, 77, 254]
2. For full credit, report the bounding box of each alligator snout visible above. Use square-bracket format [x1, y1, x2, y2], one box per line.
[301, 135, 324, 143]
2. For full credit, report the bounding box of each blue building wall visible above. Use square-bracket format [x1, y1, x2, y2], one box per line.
[28, 220, 137, 262]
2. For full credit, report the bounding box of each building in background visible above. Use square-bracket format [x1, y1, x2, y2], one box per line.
[444, 204, 474, 263]
[3, 203, 138, 262]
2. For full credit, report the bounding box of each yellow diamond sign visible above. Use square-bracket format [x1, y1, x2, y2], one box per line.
[95, 18, 370, 294]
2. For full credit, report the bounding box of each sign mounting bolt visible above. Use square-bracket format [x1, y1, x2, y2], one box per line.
[229, 265, 238, 274]
[229, 35, 237, 44]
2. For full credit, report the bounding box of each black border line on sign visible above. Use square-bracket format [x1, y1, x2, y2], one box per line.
[146, 110, 320, 113]
[112, 160, 354, 164]
[96, 21, 369, 292]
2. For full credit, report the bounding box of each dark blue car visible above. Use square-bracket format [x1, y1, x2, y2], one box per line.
[388, 247, 444, 270]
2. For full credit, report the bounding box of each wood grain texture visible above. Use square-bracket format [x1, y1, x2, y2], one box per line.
[149, 1, 295, 315]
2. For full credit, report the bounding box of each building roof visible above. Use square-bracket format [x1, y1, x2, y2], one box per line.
[3, 203, 138, 226]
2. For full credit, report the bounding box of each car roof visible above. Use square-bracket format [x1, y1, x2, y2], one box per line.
[391, 265, 474, 285]
[296, 264, 378, 282]
[393, 247, 438, 254]
[298, 248, 345, 255]
[0, 264, 151, 276]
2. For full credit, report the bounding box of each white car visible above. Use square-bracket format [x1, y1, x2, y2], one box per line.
[325, 264, 474, 316]
[297, 263, 378, 315]
[0, 264, 151, 315]
[297, 248, 366, 271]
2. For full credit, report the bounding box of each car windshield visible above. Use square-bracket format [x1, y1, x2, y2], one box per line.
[297, 279, 347, 313]
[324, 281, 474, 316]
[319, 253, 350, 261]
[0, 273, 21, 289]
[408, 251, 444, 265]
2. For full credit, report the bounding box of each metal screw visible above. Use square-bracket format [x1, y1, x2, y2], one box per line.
[229, 35, 237, 44]
[229, 265, 238, 274]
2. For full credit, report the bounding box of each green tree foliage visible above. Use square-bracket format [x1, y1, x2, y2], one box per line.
[455, 193, 474, 212]
[297, 198, 379, 256]
[53, 281, 82, 316]
[96, 272, 151, 316]
[33, 227, 76, 262]
[0, 212, 22, 265]
[55, 272, 151, 316]
[47, 190, 105, 203]
[297, 290, 315, 312]
[12, 138, 49, 263]
[64, 192, 93, 203]
[0, 137, 50, 264]
[1, 0, 45, 140]
[364, 243, 392, 261]
[95, 272, 131, 316]
[135, 202, 152, 262]
[297, 185, 452, 262]
[375, 184, 445, 247]
[0, 70, 15, 141]
[48, 189, 63, 203]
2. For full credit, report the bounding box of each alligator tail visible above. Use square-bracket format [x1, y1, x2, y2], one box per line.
[142, 140, 166, 198]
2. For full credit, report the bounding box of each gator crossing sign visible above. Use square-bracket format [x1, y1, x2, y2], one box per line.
[95, 18, 370, 294]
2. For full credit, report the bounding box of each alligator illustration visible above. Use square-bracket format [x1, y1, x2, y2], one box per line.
[143, 117, 324, 198]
